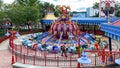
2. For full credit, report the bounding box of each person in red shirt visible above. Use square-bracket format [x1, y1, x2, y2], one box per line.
[61, 45, 67, 57]
[94, 42, 100, 50]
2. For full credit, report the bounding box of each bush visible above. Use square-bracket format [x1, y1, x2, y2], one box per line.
[0, 29, 5, 37]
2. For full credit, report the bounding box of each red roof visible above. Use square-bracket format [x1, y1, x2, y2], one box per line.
[112, 19, 120, 26]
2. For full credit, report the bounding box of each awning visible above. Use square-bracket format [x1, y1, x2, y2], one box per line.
[72, 17, 120, 25]
[101, 19, 120, 41]
[41, 17, 120, 25]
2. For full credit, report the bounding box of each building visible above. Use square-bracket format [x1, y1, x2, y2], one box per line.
[87, 7, 99, 17]
[72, 11, 87, 18]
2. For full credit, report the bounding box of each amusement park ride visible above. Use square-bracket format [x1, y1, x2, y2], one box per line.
[5, 1, 120, 68]
[20, 5, 108, 54]
[17, 5, 108, 67]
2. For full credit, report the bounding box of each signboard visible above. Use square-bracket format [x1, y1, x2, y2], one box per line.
[99, 0, 115, 17]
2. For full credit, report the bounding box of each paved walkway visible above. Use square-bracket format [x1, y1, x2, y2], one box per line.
[0, 39, 9, 50]
[0, 39, 12, 68]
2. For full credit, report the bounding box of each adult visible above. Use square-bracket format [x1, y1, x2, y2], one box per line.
[5, 17, 12, 30]
[61, 45, 67, 57]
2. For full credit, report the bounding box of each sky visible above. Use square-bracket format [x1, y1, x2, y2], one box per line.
[3, 0, 120, 11]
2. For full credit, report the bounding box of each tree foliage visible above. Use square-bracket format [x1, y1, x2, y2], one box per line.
[54, 5, 62, 17]
[93, 2, 99, 9]
[115, 4, 120, 17]
[2, 0, 43, 25]
[15, 0, 40, 6]
[0, 0, 64, 26]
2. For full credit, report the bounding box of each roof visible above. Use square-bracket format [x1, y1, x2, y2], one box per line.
[112, 19, 120, 26]
[101, 19, 120, 41]
[43, 12, 57, 20]
[71, 17, 120, 23]
[41, 17, 120, 25]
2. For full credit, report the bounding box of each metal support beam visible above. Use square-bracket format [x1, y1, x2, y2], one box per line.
[108, 37, 113, 61]
[94, 25, 96, 34]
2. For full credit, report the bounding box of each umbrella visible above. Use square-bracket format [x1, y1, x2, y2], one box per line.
[115, 59, 120, 65]
[77, 52, 91, 64]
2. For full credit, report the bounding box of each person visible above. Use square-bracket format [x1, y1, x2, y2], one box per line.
[61, 45, 67, 57]
[94, 41, 100, 50]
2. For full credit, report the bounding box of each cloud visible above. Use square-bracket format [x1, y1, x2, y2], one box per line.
[41, 0, 100, 11]
[3, 0, 14, 4]
[4, 0, 118, 12]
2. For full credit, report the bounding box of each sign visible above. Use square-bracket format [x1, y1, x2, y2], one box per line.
[99, 0, 115, 17]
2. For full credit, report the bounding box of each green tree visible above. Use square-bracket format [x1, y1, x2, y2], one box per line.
[93, 2, 99, 9]
[92, 2, 99, 17]
[0, 0, 6, 23]
[4, 0, 43, 28]
[42, 2, 55, 14]
[115, 3, 120, 17]
[115, 10, 120, 17]
[15, 0, 40, 6]
[54, 5, 61, 17]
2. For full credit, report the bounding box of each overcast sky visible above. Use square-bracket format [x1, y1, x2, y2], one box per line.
[3, 0, 120, 11]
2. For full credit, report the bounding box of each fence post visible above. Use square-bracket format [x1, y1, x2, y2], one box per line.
[70, 55, 72, 68]
[44, 51, 46, 66]
[113, 53, 115, 63]
[15, 45, 17, 62]
[57, 56, 59, 67]
[23, 55, 25, 64]
[106, 56, 107, 64]
[27, 46, 28, 56]
[119, 48, 120, 57]
[20, 45, 22, 63]
[95, 54, 96, 66]
[34, 48, 37, 65]
[55, 53, 56, 60]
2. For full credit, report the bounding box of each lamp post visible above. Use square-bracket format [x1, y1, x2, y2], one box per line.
[5, 30, 20, 64]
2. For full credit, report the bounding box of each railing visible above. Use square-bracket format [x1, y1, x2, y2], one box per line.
[0, 36, 9, 43]
[9, 43, 120, 68]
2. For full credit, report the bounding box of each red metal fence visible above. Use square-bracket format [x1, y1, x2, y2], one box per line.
[0, 36, 9, 43]
[9, 43, 120, 68]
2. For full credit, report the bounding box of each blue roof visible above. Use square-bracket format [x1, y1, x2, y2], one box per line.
[101, 19, 120, 41]
[71, 17, 120, 25]
[41, 20, 53, 25]
[41, 17, 120, 25]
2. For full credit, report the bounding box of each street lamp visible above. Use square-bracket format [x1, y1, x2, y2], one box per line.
[5, 30, 20, 64]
